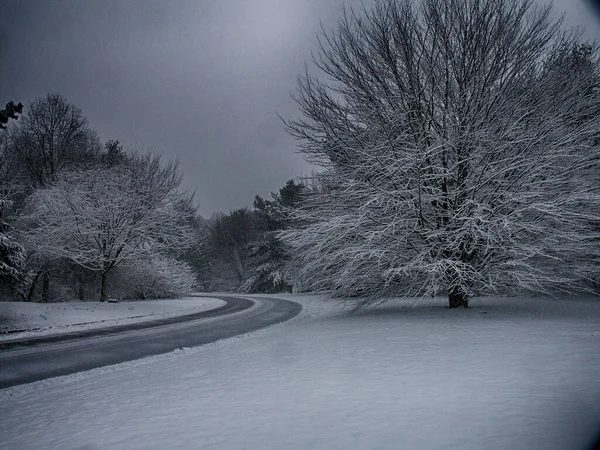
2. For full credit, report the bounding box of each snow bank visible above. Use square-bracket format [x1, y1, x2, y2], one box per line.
[0, 294, 599, 450]
[0, 297, 225, 342]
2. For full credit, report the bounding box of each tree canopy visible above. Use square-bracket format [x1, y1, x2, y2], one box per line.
[283, 0, 600, 308]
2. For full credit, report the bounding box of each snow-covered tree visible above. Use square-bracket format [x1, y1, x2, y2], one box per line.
[22, 155, 195, 301]
[0, 119, 27, 295]
[283, 0, 600, 308]
[114, 255, 198, 300]
[240, 223, 289, 294]
[0, 198, 26, 292]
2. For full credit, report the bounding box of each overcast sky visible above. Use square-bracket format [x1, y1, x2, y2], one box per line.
[1, 0, 599, 216]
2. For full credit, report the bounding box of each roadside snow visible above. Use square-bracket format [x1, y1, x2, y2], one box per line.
[1, 294, 599, 450]
[0, 297, 225, 342]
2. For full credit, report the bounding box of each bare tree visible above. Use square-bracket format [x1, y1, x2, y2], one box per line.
[283, 0, 600, 308]
[22, 154, 194, 301]
[115, 255, 198, 300]
[207, 209, 255, 290]
[13, 93, 100, 187]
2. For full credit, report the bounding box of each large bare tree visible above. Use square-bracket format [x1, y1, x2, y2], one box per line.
[283, 0, 600, 308]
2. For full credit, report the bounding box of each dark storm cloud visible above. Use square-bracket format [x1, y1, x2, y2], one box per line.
[1, 0, 599, 216]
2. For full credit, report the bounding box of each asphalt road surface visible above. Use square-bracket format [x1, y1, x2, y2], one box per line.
[0, 295, 302, 389]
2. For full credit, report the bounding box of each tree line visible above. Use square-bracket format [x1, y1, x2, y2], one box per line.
[0, 94, 306, 302]
[0, 94, 203, 301]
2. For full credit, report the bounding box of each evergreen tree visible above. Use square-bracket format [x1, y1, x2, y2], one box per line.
[241, 180, 305, 293]
[0, 101, 23, 129]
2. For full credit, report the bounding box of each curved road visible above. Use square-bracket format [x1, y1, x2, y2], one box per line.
[0, 295, 301, 389]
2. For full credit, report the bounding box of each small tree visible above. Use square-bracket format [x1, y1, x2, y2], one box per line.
[102, 140, 128, 167]
[23, 154, 194, 301]
[283, 0, 600, 308]
[114, 255, 198, 299]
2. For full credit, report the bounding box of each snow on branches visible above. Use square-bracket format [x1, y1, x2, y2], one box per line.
[0, 197, 26, 293]
[21, 154, 195, 301]
[282, 0, 600, 308]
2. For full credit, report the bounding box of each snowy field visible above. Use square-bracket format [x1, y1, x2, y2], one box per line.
[0, 297, 225, 342]
[1, 294, 599, 449]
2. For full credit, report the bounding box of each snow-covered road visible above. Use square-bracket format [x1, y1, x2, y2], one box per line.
[0, 294, 599, 449]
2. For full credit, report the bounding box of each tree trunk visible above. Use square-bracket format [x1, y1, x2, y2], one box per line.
[78, 283, 85, 301]
[41, 271, 50, 303]
[99, 271, 108, 302]
[448, 286, 469, 308]
[22, 270, 43, 302]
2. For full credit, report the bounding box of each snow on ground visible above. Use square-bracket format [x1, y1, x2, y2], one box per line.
[1, 294, 599, 450]
[0, 297, 225, 341]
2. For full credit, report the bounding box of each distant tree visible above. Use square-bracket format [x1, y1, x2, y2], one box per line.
[0, 101, 23, 130]
[178, 208, 211, 291]
[22, 155, 194, 301]
[240, 198, 289, 293]
[207, 208, 255, 289]
[241, 180, 306, 293]
[283, 0, 600, 308]
[102, 139, 128, 167]
[0, 105, 28, 206]
[278, 179, 305, 209]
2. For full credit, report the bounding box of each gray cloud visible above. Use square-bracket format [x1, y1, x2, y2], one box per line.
[1, 0, 599, 216]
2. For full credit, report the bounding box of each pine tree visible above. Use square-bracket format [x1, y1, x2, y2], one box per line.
[0, 101, 23, 129]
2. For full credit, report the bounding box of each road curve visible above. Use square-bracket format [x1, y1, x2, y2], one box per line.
[0, 295, 254, 350]
[0, 295, 302, 389]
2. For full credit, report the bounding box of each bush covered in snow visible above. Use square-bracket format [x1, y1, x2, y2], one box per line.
[111, 255, 198, 300]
